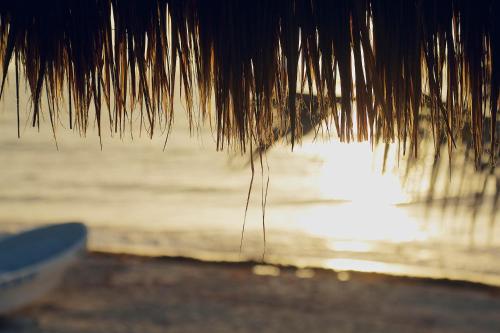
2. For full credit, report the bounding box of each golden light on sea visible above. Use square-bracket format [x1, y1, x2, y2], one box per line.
[291, 139, 430, 272]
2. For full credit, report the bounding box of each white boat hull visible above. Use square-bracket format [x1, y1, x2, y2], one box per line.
[0, 223, 87, 314]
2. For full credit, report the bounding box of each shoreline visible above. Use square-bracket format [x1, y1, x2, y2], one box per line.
[119, 251, 500, 294]
[3, 251, 500, 333]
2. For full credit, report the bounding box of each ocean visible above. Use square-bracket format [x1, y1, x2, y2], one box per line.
[0, 87, 498, 286]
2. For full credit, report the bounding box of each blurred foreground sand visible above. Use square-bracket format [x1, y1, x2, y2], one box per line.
[2, 252, 500, 333]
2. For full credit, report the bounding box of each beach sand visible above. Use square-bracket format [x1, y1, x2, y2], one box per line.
[2, 252, 500, 333]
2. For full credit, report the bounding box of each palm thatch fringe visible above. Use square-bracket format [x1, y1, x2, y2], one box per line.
[0, 0, 498, 165]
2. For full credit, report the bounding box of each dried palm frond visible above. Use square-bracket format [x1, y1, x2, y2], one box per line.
[0, 0, 498, 166]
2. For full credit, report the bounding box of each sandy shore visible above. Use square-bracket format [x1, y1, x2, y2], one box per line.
[2, 252, 500, 333]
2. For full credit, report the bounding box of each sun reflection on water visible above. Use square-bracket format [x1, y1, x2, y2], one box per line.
[292, 139, 431, 273]
[324, 258, 409, 275]
[296, 203, 427, 243]
[302, 140, 410, 205]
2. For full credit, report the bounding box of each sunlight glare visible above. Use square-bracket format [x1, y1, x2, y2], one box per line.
[301, 140, 409, 205]
[324, 258, 409, 275]
[294, 139, 429, 247]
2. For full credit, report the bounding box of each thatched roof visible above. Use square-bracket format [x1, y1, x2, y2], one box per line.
[0, 0, 498, 166]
